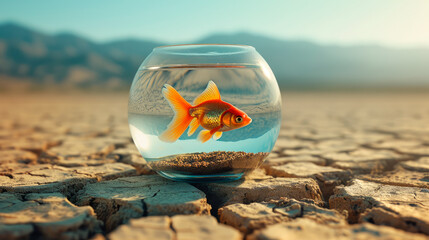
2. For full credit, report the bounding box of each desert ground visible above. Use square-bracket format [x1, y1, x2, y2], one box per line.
[0, 92, 428, 240]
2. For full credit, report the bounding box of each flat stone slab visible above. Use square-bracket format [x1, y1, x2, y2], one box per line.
[47, 157, 117, 167]
[109, 125, 133, 140]
[0, 127, 34, 139]
[172, 215, 241, 240]
[108, 215, 241, 240]
[400, 157, 429, 172]
[263, 162, 352, 200]
[0, 163, 136, 196]
[295, 131, 344, 141]
[344, 132, 394, 145]
[219, 198, 346, 233]
[247, 218, 428, 240]
[323, 148, 409, 173]
[107, 145, 141, 160]
[273, 138, 314, 150]
[43, 138, 128, 159]
[0, 119, 14, 130]
[315, 139, 360, 152]
[279, 139, 362, 156]
[76, 175, 211, 231]
[219, 202, 287, 233]
[107, 145, 153, 175]
[262, 155, 325, 166]
[395, 146, 429, 156]
[196, 172, 323, 208]
[0, 164, 96, 195]
[283, 148, 329, 156]
[0, 192, 101, 240]
[369, 139, 423, 150]
[72, 163, 137, 181]
[67, 124, 110, 138]
[264, 162, 350, 180]
[0, 149, 37, 164]
[359, 168, 429, 189]
[330, 179, 429, 235]
[108, 216, 174, 240]
[0, 139, 50, 155]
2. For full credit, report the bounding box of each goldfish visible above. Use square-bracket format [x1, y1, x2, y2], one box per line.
[159, 81, 252, 143]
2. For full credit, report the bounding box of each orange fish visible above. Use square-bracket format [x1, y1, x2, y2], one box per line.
[159, 81, 252, 143]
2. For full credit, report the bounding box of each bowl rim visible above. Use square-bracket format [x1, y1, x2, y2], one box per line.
[154, 43, 253, 49]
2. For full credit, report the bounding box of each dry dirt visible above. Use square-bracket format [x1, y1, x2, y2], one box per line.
[0, 92, 428, 240]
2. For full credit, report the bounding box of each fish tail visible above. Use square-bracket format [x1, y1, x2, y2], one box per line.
[159, 84, 193, 142]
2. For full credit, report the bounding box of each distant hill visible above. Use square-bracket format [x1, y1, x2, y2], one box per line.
[198, 33, 429, 88]
[0, 22, 428, 90]
[0, 23, 156, 90]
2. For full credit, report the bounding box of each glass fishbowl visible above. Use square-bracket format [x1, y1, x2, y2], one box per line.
[128, 44, 281, 182]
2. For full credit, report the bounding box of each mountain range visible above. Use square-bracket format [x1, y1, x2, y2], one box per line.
[0, 22, 428, 90]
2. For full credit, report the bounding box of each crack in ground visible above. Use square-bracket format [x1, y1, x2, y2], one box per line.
[27, 172, 50, 177]
[141, 199, 148, 217]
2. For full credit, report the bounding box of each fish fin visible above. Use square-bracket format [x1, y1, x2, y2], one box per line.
[193, 80, 221, 105]
[187, 118, 200, 136]
[159, 84, 193, 142]
[213, 131, 222, 140]
[198, 130, 213, 143]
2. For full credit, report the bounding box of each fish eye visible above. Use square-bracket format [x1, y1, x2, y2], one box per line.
[235, 116, 243, 123]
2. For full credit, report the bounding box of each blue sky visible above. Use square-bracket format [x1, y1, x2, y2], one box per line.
[1, 0, 428, 47]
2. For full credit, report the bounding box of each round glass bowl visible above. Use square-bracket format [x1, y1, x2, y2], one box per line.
[128, 44, 281, 182]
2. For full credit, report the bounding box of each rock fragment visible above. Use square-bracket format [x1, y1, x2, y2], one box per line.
[274, 138, 314, 149]
[219, 202, 286, 233]
[195, 172, 323, 209]
[172, 215, 241, 240]
[263, 162, 351, 200]
[295, 131, 343, 141]
[107, 145, 153, 175]
[0, 127, 34, 139]
[345, 132, 393, 145]
[76, 175, 211, 231]
[315, 139, 359, 152]
[0, 164, 96, 195]
[247, 218, 428, 240]
[67, 124, 110, 138]
[396, 146, 429, 156]
[108, 216, 173, 240]
[72, 163, 137, 181]
[0, 192, 101, 240]
[219, 198, 346, 233]
[400, 157, 429, 172]
[330, 179, 429, 235]
[359, 168, 428, 189]
[0, 139, 50, 155]
[47, 157, 117, 167]
[0, 149, 38, 164]
[323, 148, 409, 173]
[108, 215, 241, 240]
[283, 148, 328, 156]
[43, 138, 122, 159]
[0, 163, 136, 196]
[369, 139, 423, 150]
[262, 155, 325, 166]
[273, 199, 346, 226]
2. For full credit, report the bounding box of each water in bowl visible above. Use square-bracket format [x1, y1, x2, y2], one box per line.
[128, 64, 281, 182]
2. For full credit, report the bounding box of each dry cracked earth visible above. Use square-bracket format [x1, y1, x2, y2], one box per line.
[0, 92, 428, 240]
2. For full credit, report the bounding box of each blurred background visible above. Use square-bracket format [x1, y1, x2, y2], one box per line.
[0, 0, 429, 92]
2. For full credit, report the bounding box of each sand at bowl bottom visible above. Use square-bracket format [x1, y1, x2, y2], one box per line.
[147, 151, 269, 175]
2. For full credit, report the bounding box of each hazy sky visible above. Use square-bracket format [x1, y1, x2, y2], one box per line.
[1, 0, 428, 48]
